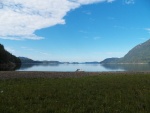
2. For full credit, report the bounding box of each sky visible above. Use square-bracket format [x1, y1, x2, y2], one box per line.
[0, 0, 150, 62]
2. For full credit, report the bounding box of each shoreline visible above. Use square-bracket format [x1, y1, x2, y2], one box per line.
[0, 71, 150, 79]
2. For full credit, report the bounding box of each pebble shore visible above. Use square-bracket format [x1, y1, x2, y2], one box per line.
[0, 71, 150, 79]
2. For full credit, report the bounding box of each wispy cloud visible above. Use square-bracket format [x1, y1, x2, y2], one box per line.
[107, 0, 116, 3]
[82, 10, 92, 15]
[5, 47, 16, 54]
[105, 52, 126, 55]
[145, 28, 150, 34]
[114, 25, 126, 29]
[107, 17, 115, 20]
[93, 36, 101, 40]
[21, 46, 51, 56]
[139, 38, 147, 40]
[124, 0, 135, 5]
[0, 35, 44, 40]
[0, 0, 115, 40]
[93, 51, 126, 59]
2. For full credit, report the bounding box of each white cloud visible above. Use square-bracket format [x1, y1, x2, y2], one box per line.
[124, 0, 135, 5]
[0, 0, 115, 40]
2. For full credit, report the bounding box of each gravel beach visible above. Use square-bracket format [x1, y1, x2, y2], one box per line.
[0, 71, 150, 79]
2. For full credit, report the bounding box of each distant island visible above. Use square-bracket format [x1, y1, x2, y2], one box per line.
[0, 44, 21, 71]
[101, 39, 150, 64]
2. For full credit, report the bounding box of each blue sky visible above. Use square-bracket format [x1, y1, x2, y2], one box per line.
[0, 0, 150, 62]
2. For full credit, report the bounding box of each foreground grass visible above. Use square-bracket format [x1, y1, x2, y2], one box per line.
[0, 74, 150, 113]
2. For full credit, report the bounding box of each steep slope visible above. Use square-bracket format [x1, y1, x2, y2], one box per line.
[0, 44, 21, 70]
[120, 39, 150, 63]
[101, 39, 150, 64]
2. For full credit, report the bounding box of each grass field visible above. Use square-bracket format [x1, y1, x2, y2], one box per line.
[0, 73, 150, 113]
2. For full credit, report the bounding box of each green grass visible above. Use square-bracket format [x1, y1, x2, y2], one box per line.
[0, 74, 150, 113]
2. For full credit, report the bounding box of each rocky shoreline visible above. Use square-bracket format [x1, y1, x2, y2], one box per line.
[0, 71, 150, 79]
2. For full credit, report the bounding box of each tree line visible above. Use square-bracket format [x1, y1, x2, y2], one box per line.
[0, 44, 21, 70]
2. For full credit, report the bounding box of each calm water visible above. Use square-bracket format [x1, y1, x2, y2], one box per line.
[17, 63, 150, 72]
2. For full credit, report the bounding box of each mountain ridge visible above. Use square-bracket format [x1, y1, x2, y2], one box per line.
[101, 39, 150, 64]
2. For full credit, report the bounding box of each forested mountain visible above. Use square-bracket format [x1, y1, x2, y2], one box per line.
[120, 39, 150, 63]
[101, 39, 150, 64]
[0, 44, 21, 70]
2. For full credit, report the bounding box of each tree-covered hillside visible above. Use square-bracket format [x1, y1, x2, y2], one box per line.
[0, 44, 21, 70]
[101, 39, 150, 64]
[121, 39, 150, 63]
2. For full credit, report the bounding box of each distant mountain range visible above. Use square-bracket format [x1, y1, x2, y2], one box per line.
[19, 39, 150, 64]
[2, 39, 150, 71]
[101, 39, 150, 64]
[19, 57, 100, 64]
[19, 57, 59, 64]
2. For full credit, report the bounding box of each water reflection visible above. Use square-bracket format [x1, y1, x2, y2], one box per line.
[0, 63, 21, 71]
[17, 63, 150, 72]
[18, 63, 59, 70]
[101, 64, 150, 71]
